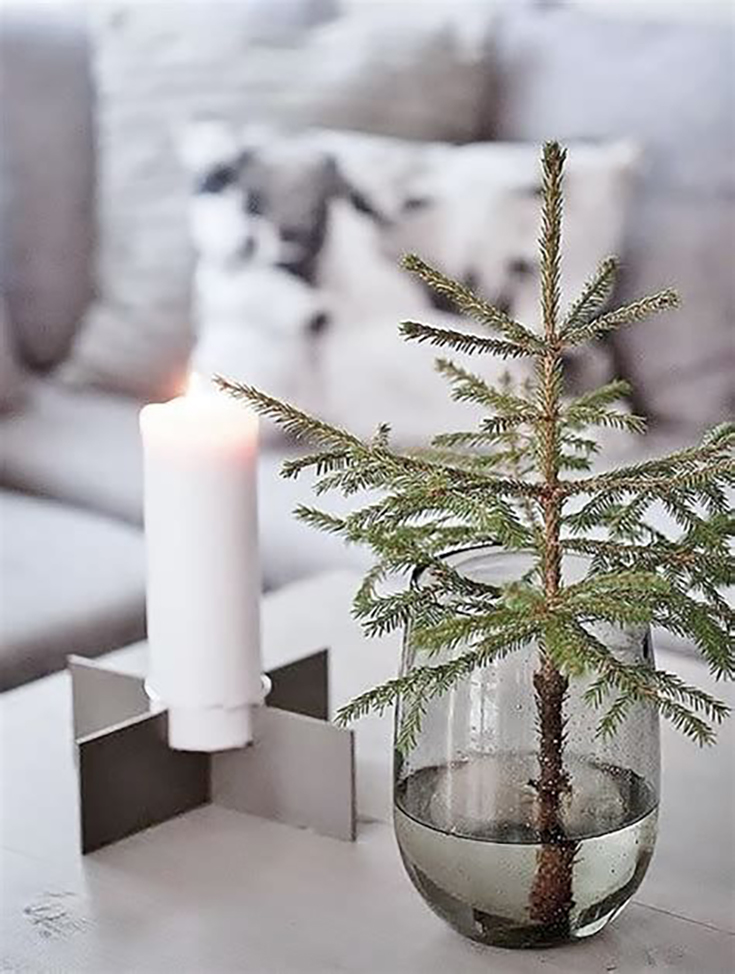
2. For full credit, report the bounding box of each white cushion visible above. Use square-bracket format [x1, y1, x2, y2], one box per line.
[1, 378, 145, 524]
[0, 491, 146, 689]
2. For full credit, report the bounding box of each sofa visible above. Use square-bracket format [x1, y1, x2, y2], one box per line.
[1, 2, 732, 690]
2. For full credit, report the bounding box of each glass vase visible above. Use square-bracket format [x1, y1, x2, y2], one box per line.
[393, 546, 660, 949]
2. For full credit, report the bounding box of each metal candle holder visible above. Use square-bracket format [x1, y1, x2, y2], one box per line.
[69, 649, 356, 854]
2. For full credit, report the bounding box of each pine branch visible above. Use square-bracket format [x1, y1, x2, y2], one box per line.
[215, 376, 361, 449]
[336, 621, 540, 751]
[219, 378, 548, 519]
[401, 253, 547, 352]
[293, 505, 349, 537]
[558, 453, 595, 473]
[663, 500, 729, 550]
[564, 379, 631, 414]
[562, 289, 680, 347]
[561, 537, 734, 584]
[562, 407, 647, 435]
[372, 422, 391, 449]
[563, 491, 658, 538]
[561, 569, 674, 606]
[539, 141, 566, 336]
[218, 140, 732, 769]
[368, 521, 502, 557]
[411, 600, 544, 655]
[432, 427, 526, 450]
[281, 450, 350, 479]
[354, 586, 448, 639]
[561, 383, 647, 457]
[560, 433, 599, 456]
[562, 459, 735, 499]
[566, 425, 734, 485]
[414, 444, 515, 472]
[653, 589, 734, 679]
[604, 450, 707, 483]
[345, 486, 536, 549]
[435, 358, 538, 418]
[561, 256, 619, 333]
[311, 461, 390, 496]
[400, 321, 533, 358]
[560, 619, 729, 744]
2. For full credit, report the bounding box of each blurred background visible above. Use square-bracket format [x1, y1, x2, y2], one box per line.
[0, 0, 733, 691]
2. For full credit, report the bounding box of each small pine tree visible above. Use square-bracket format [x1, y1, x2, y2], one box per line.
[218, 142, 733, 934]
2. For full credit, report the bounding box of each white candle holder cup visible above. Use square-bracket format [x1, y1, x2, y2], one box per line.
[143, 674, 273, 753]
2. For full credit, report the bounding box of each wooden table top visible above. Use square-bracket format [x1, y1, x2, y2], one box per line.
[2, 571, 733, 973]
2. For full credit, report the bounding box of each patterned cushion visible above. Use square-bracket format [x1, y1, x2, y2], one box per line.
[186, 126, 640, 446]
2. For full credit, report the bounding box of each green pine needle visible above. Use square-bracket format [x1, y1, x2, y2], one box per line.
[402, 253, 547, 352]
[562, 289, 680, 347]
[562, 256, 619, 333]
[219, 141, 733, 753]
[399, 320, 533, 358]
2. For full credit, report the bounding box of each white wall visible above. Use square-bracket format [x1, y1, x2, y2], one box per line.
[341, 0, 734, 24]
[561, 0, 733, 22]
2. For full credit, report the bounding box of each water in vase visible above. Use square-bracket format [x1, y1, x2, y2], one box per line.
[394, 751, 658, 948]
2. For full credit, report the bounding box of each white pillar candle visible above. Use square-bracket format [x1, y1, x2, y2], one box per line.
[140, 377, 263, 752]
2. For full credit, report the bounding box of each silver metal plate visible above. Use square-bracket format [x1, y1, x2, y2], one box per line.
[69, 649, 355, 852]
[70, 655, 153, 739]
[212, 706, 355, 842]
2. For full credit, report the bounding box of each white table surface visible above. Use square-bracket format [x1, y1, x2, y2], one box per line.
[1, 571, 733, 973]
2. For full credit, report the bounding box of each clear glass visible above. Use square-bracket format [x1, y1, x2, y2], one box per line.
[393, 547, 660, 949]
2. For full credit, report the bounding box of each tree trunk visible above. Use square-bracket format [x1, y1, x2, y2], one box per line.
[530, 141, 576, 934]
[529, 657, 577, 934]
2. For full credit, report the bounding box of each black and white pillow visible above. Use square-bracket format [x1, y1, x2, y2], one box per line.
[310, 129, 640, 389]
[182, 122, 639, 445]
